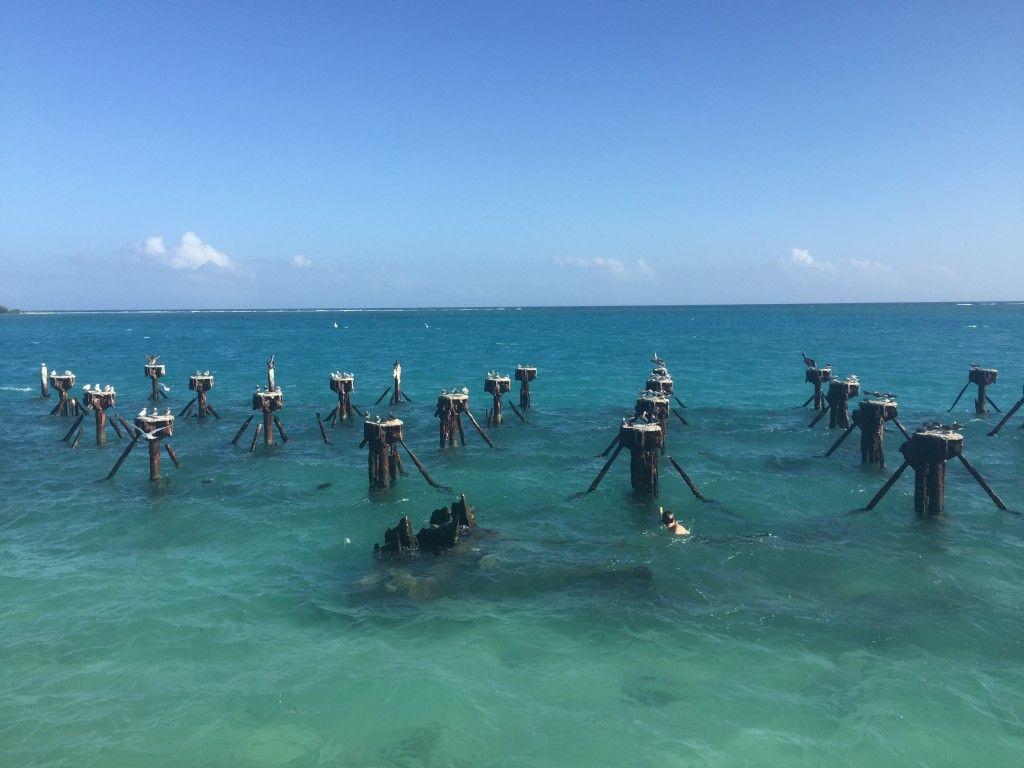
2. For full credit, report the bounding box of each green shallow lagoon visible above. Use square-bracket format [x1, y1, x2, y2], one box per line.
[2, 304, 1023, 767]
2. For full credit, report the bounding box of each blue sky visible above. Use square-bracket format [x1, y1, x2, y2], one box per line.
[1, 1, 1021, 309]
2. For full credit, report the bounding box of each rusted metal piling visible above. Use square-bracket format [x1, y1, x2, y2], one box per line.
[484, 372, 511, 426]
[810, 374, 860, 428]
[585, 420, 663, 496]
[635, 390, 670, 445]
[825, 393, 910, 468]
[949, 365, 1000, 415]
[251, 388, 285, 447]
[329, 372, 355, 424]
[515, 365, 537, 409]
[82, 385, 116, 445]
[866, 424, 1008, 515]
[49, 371, 77, 416]
[137, 409, 176, 481]
[802, 353, 832, 411]
[435, 389, 495, 448]
[989, 385, 1024, 436]
[144, 355, 167, 401]
[363, 416, 449, 491]
[185, 372, 217, 418]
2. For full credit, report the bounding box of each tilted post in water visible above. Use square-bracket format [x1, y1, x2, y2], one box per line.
[48, 370, 77, 416]
[187, 371, 217, 418]
[865, 424, 1008, 515]
[515, 365, 537, 409]
[988, 384, 1024, 436]
[484, 372, 511, 426]
[144, 355, 167, 401]
[949, 364, 1001, 416]
[82, 384, 117, 446]
[802, 352, 832, 412]
[824, 375, 860, 429]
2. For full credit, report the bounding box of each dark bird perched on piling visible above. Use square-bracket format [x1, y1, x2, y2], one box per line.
[801, 353, 832, 411]
[865, 423, 1008, 516]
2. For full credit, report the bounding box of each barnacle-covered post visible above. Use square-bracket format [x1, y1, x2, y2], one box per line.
[515, 365, 537, 409]
[484, 372, 511, 426]
[826, 375, 860, 428]
[329, 372, 355, 422]
[188, 372, 215, 417]
[144, 355, 166, 401]
[82, 384, 116, 445]
[136, 409, 175, 481]
[49, 370, 77, 416]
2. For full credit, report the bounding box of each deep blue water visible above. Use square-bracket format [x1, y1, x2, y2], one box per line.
[1, 303, 1023, 767]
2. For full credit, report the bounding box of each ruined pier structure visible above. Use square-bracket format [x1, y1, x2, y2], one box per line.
[185, 372, 218, 418]
[950, 365, 1000, 416]
[825, 394, 911, 468]
[49, 370, 78, 416]
[136, 409, 178, 481]
[515, 365, 537, 409]
[805, 365, 832, 411]
[635, 390, 670, 444]
[82, 384, 117, 445]
[329, 372, 355, 423]
[866, 425, 1007, 515]
[363, 416, 447, 491]
[435, 390, 494, 448]
[824, 375, 860, 428]
[144, 356, 167, 401]
[484, 372, 510, 426]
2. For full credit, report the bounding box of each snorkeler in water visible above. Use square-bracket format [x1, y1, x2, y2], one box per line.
[660, 507, 690, 536]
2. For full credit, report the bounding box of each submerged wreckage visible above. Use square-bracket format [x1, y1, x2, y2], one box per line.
[374, 494, 477, 558]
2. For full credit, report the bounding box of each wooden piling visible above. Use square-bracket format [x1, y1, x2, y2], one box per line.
[901, 428, 962, 515]
[854, 397, 898, 467]
[619, 421, 663, 496]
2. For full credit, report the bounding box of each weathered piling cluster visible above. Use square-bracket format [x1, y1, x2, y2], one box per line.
[584, 355, 707, 503]
[144, 355, 167, 401]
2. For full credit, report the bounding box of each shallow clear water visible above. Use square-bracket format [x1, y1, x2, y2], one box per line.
[1, 304, 1023, 767]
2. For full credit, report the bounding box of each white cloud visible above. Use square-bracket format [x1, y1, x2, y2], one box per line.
[141, 232, 233, 270]
[552, 256, 654, 280]
[849, 257, 892, 275]
[781, 247, 836, 274]
[291, 254, 312, 269]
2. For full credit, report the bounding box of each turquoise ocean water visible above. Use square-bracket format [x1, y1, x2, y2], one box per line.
[1, 303, 1023, 767]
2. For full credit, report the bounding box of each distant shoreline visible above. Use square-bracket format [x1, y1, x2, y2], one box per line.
[2, 301, 1023, 315]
